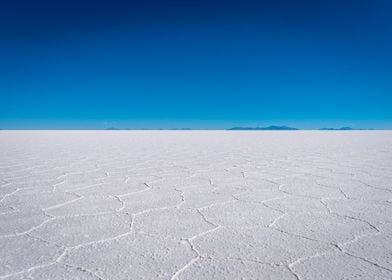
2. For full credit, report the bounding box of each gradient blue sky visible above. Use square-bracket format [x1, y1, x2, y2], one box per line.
[1, 0, 391, 129]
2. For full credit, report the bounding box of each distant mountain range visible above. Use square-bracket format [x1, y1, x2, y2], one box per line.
[103, 126, 375, 131]
[228, 126, 375, 131]
[319, 127, 374, 130]
[228, 125, 299, 130]
[319, 127, 353, 130]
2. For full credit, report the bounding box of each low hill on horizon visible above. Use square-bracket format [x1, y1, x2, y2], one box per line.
[319, 127, 374, 130]
[228, 125, 299, 130]
[319, 127, 353, 130]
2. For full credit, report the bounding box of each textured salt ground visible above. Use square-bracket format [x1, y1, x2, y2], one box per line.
[0, 131, 392, 280]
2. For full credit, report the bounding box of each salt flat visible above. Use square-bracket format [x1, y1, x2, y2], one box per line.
[1, 131, 392, 280]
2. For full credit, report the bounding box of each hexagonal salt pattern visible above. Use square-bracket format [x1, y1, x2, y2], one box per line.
[1, 130, 392, 279]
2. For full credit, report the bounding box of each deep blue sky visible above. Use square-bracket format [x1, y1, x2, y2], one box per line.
[1, 0, 391, 129]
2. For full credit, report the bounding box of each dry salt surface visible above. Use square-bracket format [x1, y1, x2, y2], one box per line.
[1, 131, 392, 280]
